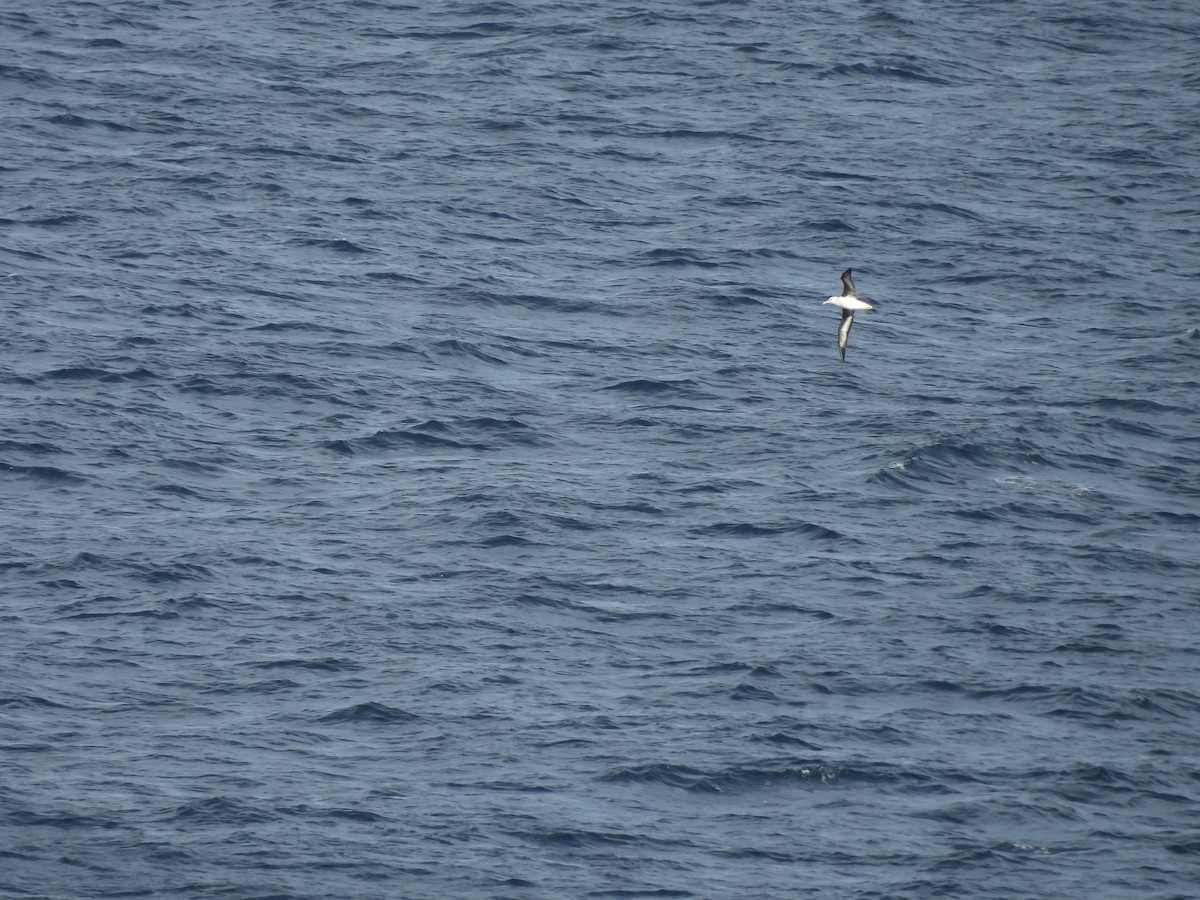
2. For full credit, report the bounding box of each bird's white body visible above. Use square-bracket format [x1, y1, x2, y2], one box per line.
[822, 295, 873, 312]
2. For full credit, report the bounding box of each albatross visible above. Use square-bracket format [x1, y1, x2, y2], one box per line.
[822, 268, 874, 361]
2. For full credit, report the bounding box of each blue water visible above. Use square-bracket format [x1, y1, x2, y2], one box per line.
[3, 1, 1199, 897]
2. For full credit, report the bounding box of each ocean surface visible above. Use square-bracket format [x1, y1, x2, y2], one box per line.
[3, 1, 1199, 897]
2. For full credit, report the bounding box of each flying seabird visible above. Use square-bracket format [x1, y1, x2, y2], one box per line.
[821, 268, 874, 361]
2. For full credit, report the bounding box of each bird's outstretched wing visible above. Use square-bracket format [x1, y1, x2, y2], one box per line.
[837, 309, 855, 361]
[840, 268, 855, 297]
